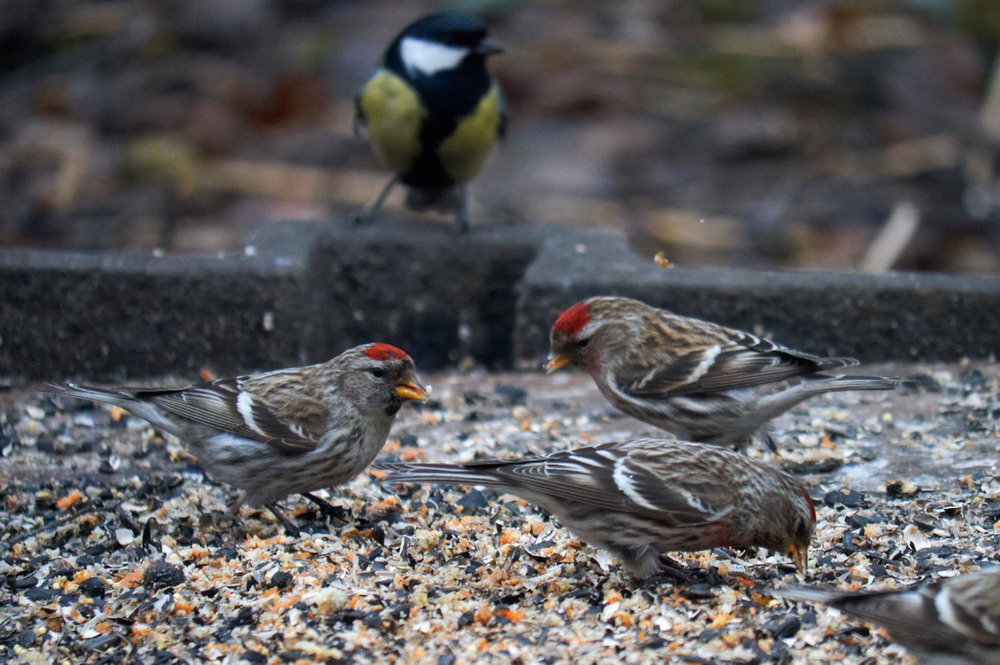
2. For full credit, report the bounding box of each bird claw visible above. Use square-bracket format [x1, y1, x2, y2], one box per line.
[354, 176, 397, 227]
[265, 502, 301, 538]
[352, 210, 375, 226]
[301, 492, 350, 524]
[645, 570, 694, 588]
[646, 555, 699, 586]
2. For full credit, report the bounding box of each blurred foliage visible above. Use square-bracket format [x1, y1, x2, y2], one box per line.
[696, 0, 752, 24]
[0, 0, 997, 272]
[955, 0, 1000, 47]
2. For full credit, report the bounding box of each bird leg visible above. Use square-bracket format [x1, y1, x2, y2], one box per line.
[223, 495, 248, 529]
[214, 509, 244, 533]
[301, 492, 349, 523]
[264, 502, 301, 538]
[354, 176, 398, 225]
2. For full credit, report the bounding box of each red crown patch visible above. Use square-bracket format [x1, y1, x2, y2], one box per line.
[365, 343, 409, 361]
[553, 302, 591, 336]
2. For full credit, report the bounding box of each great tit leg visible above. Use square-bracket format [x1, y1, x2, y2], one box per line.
[354, 176, 398, 225]
[454, 184, 471, 232]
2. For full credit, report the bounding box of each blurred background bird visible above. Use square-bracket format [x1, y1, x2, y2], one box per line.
[354, 11, 506, 231]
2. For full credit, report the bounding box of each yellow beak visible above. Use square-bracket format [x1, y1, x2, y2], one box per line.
[395, 381, 428, 403]
[545, 354, 571, 373]
[788, 543, 808, 574]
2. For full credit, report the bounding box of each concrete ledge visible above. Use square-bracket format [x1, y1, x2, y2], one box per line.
[514, 230, 1000, 366]
[0, 246, 309, 380]
[1, 220, 997, 380]
[303, 221, 544, 369]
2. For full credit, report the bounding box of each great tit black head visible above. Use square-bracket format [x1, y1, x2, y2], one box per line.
[354, 11, 507, 231]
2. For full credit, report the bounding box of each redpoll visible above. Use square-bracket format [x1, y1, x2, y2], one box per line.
[377, 438, 815, 579]
[546, 296, 896, 451]
[48, 343, 427, 536]
[773, 568, 1000, 665]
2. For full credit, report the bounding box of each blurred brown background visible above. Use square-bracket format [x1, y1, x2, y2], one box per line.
[1, 0, 999, 272]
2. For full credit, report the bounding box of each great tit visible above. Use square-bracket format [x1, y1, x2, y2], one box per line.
[354, 11, 506, 231]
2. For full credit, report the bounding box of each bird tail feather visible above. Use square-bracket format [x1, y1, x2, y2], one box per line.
[376, 461, 504, 489]
[817, 375, 899, 392]
[769, 586, 844, 604]
[43, 382, 134, 407]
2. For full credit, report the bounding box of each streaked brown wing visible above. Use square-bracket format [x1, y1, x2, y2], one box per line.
[134, 378, 320, 454]
[490, 444, 733, 526]
[619, 328, 852, 398]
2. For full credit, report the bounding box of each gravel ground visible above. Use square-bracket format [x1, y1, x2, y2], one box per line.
[1, 362, 997, 664]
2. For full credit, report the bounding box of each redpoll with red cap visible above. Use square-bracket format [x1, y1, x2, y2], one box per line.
[48, 343, 427, 536]
[547, 297, 896, 451]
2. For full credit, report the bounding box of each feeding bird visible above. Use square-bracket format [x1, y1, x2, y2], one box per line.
[547, 296, 897, 452]
[47, 344, 427, 536]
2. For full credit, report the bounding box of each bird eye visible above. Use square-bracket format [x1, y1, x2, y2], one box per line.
[370, 368, 386, 379]
[576, 338, 590, 348]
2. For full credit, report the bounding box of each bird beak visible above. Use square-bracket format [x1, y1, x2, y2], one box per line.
[545, 353, 571, 373]
[476, 38, 504, 56]
[395, 379, 428, 403]
[788, 544, 808, 574]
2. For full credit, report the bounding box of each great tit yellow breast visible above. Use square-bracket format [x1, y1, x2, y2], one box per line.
[437, 84, 504, 183]
[357, 11, 505, 195]
[357, 70, 424, 175]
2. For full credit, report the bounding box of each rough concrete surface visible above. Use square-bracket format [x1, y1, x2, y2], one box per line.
[514, 229, 1000, 366]
[1, 220, 998, 383]
[0, 248, 309, 381]
[303, 221, 543, 370]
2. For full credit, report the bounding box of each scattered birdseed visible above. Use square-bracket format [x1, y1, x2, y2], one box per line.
[0, 362, 996, 663]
